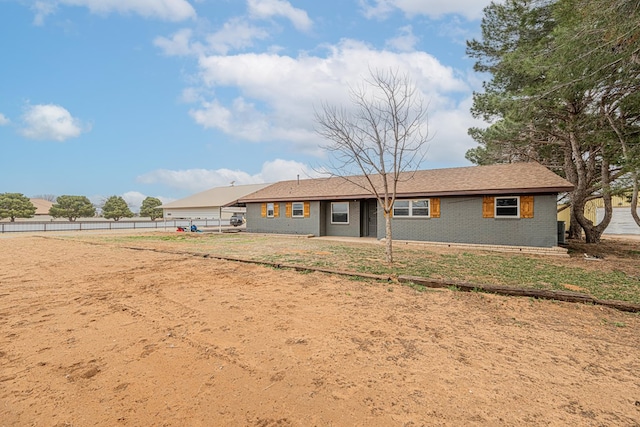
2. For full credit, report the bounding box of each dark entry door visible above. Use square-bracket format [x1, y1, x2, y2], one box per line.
[361, 199, 378, 237]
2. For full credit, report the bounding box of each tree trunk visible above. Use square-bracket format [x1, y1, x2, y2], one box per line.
[568, 210, 582, 240]
[630, 171, 640, 227]
[384, 210, 393, 264]
[563, 133, 583, 240]
[567, 121, 612, 243]
[592, 157, 614, 240]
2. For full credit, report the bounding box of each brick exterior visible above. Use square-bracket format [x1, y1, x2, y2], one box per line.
[246, 202, 321, 236]
[380, 194, 559, 247]
[246, 194, 560, 247]
[322, 201, 361, 237]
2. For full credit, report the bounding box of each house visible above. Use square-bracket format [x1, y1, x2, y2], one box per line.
[160, 183, 270, 221]
[238, 163, 574, 248]
[30, 198, 54, 216]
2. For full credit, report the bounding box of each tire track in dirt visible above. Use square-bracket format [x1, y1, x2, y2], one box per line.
[1, 236, 640, 426]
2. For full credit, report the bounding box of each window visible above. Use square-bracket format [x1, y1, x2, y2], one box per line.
[393, 200, 410, 216]
[393, 199, 430, 217]
[266, 202, 275, 217]
[411, 199, 430, 216]
[495, 196, 519, 218]
[292, 202, 304, 217]
[331, 202, 349, 224]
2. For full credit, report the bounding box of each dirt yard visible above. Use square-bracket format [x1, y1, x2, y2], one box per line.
[1, 234, 639, 426]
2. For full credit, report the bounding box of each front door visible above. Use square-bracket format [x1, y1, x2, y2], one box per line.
[360, 199, 378, 237]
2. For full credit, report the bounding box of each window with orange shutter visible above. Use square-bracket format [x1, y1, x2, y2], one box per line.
[431, 198, 440, 218]
[520, 196, 534, 218]
[495, 196, 519, 218]
[292, 202, 304, 217]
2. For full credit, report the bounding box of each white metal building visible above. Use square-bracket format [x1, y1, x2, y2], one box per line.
[160, 183, 270, 221]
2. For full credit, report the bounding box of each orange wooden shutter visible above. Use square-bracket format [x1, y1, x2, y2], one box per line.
[261, 203, 266, 217]
[431, 198, 440, 218]
[303, 201, 310, 217]
[285, 202, 292, 218]
[482, 196, 494, 218]
[274, 203, 280, 217]
[520, 196, 534, 218]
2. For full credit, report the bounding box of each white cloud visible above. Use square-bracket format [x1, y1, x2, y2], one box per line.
[33, 0, 196, 23]
[0, 113, 10, 126]
[138, 168, 257, 193]
[385, 25, 418, 52]
[137, 159, 319, 193]
[154, 28, 201, 56]
[424, 96, 484, 165]
[155, 19, 271, 57]
[32, 1, 57, 26]
[121, 191, 147, 212]
[205, 18, 271, 54]
[189, 39, 469, 158]
[360, 0, 492, 21]
[20, 104, 89, 141]
[257, 159, 320, 182]
[247, 0, 313, 32]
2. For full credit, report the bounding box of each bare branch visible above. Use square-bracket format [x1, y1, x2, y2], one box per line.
[314, 68, 431, 263]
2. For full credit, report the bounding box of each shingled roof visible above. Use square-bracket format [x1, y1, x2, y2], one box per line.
[238, 163, 574, 203]
[161, 183, 271, 209]
[30, 198, 54, 215]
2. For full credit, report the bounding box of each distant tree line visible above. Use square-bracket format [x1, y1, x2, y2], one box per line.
[0, 193, 164, 222]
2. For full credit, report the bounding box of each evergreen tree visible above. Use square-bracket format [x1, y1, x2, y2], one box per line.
[102, 196, 133, 221]
[466, 0, 639, 242]
[49, 195, 96, 221]
[0, 193, 36, 222]
[140, 197, 164, 220]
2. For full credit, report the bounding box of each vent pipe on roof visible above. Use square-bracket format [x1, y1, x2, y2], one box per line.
[297, 174, 300, 185]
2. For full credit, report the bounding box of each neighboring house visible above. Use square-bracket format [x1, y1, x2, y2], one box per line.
[558, 195, 640, 235]
[30, 198, 54, 216]
[238, 163, 574, 248]
[160, 183, 271, 221]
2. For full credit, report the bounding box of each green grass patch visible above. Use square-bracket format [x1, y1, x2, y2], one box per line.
[78, 232, 640, 304]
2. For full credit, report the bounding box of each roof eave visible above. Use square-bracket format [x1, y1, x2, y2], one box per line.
[400, 187, 574, 198]
[239, 186, 574, 203]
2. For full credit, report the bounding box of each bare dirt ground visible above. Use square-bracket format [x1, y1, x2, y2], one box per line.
[1, 234, 639, 426]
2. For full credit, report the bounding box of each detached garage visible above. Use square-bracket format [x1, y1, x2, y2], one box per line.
[597, 207, 640, 235]
[160, 183, 270, 221]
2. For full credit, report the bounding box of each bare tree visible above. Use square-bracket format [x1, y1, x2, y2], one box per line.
[315, 68, 430, 263]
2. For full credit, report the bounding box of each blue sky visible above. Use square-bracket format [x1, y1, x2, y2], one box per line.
[0, 0, 493, 210]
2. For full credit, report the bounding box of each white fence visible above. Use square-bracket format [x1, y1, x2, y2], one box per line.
[0, 219, 230, 233]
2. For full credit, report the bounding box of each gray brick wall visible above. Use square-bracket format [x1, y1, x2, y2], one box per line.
[246, 200, 363, 237]
[381, 195, 559, 247]
[323, 201, 361, 237]
[247, 195, 560, 247]
[245, 202, 321, 235]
